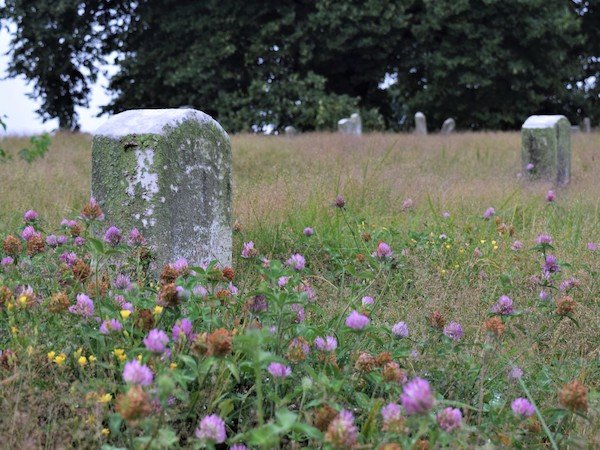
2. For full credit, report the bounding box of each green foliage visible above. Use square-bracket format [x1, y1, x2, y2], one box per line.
[0, 116, 9, 163]
[18, 133, 51, 163]
[0, 192, 597, 447]
[2, 1, 599, 130]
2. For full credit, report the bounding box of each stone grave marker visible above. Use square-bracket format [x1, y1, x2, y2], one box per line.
[583, 117, 591, 133]
[415, 112, 427, 135]
[92, 108, 232, 268]
[284, 125, 299, 136]
[440, 118, 455, 135]
[521, 115, 571, 185]
[337, 113, 362, 135]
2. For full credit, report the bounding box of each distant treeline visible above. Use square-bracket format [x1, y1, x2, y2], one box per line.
[1, 1, 598, 132]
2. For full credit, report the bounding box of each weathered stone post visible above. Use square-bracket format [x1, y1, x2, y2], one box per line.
[92, 108, 232, 268]
[440, 118, 455, 135]
[583, 117, 591, 133]
[284, 126, 299, 136]
[521, 115, 571, 185]
[337, 112, 362, 135]
[414, 112, 427, 135]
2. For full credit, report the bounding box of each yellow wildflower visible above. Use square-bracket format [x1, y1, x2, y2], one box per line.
[493, 245, 499, 251]
[54, 353, 66, 365]
[492, 240, 497, 245]
[169, 362, 178, 370]
[89, 355, 97, 363]
[17, 295, 28, 307]
[113, 348, 126, 362]
[78, 356, 88, 367]
[11, 326, 18, 335]
[120, 309, 131, 319]
[47, 351, 56, 361]
[98, 393, 112, 403]
[480, 239, 486, 244]
[101, 428, 110, 437]
[153, 305, 163, 315]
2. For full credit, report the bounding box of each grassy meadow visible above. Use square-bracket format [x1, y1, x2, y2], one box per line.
[0, 131, 598, 448]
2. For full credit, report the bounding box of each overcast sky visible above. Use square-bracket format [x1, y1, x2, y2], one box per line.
[0, 25, 113, 136]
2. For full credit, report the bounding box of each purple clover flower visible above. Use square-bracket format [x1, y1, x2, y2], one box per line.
[268, 362, 291, 378]
[511, 397, 535, 418]
[123, 360, 154, 386]
[546, 190, 556, 202]
[241, 241, 256, 258]
[587, 242, 598, 251]
[23, 210, 39, 222]
[483, 207, 495, 219]
[536, 234, 553, 245]
[511, 240, 524, 251]
[491, 295, 514, 315]
[21, 225, 40, 241]
[437, 407, 462, 432]
[103, 226, 122, 246]
[314, 336, 337, 351]
[291, 303, 305, 323]
[113, 274, 132, 291]
[526, 163, 534, 171]
[345, 310, 370, 330]
[99, 318, 122, 334]
[60, 251, 78, 267]
[1, 257, 14, 266]
[143, 329, 170, 353]
[373, 242, 393, 258]
[508, 366, 523, 380]
[303, 227, 314, 236]
[68, 293, 94, 317]
[542, 254, 560, 275]
[401, 377, 435, 415]
[443, 321, 463, 341]
[392, 321, 409, 338]
[381, 403, 402, 425]
[128, 227, 146, 246]
[74, 236, 85, 246]
[172, 319, 194, 342]
[195, 414, 227, 444]
[247, 294, 268, 313]
[285, 253, 305, 270]
[402, 198, 414, 210]
[361, 296, 374, 306]
[326, 410, 358, 447]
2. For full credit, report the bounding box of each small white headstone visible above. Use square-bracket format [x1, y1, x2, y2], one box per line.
[440, 118, 455, 135]
[414, 112, 427, 135]
[337, 112, 362, 135]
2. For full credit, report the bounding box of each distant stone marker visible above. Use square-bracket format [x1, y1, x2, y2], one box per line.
[284, 125, 299, 136]
[571, 125, 581, 133]
[440, 118, 455, 135]
[92, 108, 232, 268]
[414, 112, 427, 135]
[583, 117, 591, 133]
[521, 115, 571, 185]
[337, 112, 362, 135]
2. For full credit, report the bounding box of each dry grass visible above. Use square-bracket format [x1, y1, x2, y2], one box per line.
[1, 131, 598, 230]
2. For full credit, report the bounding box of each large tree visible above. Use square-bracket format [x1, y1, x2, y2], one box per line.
[1, 0, 132, 130]
[388, 0, 583, 130]
[2, 0, 595, 131]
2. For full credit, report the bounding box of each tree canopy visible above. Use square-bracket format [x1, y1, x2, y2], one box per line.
[1, 0, 597, 132]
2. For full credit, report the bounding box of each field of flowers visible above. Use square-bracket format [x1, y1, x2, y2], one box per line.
[0, 132, 598, 449]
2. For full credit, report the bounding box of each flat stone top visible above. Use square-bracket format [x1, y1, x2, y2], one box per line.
[415, 112, 425, 118]
[94, 108, 226, 138]
[522, 115, 568, 129]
